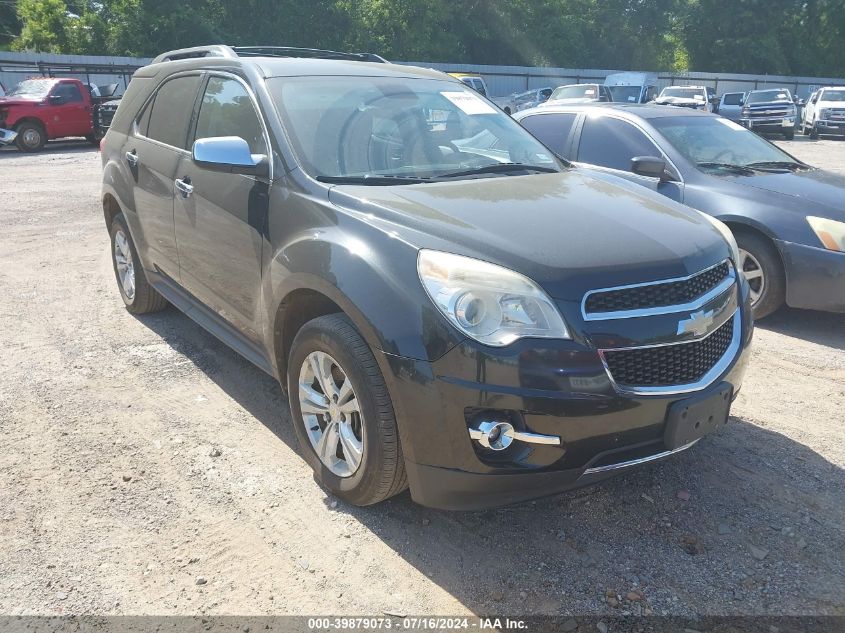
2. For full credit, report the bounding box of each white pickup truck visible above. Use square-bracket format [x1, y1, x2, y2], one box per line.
[801, 87, 845, 138]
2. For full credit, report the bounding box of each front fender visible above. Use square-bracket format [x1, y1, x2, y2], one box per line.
[266, 225, 464, 366]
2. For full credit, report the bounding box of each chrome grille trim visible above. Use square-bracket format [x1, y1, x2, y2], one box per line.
[597, 309, 741, 396]
[581, 259, 736, 321]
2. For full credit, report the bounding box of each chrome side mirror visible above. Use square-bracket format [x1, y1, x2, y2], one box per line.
[192, 136, 269, 177]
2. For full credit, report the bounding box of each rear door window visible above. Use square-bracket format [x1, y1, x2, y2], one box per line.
[146, 75, 202, 149]
[577, 116, 661, 171]
[520, 113, 578, 157]
[722, 93, 743, 106]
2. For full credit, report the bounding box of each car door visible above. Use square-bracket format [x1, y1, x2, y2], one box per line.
[573, 113, 684, 202]
[128, 73, 203, 280]
[805, 91, 819, 125]
[173, 73, 271, 342]
[48, 82, 90, 137]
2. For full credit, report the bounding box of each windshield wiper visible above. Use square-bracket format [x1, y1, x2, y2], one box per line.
[434, 163, 560, 179]
[316, 174, 431, 186]
[696, 162, 757, 175]
[744, 160, 807, 171]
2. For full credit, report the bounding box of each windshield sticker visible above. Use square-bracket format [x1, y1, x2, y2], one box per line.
[776, 93, 787, 99]
[440, 91, 497, 115]
[628, 96, 636, 102]
[715, 118, 745, 131]
[584, 89, 596, 96]
[693, 94, 705, 100]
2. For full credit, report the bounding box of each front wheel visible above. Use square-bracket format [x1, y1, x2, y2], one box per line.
[809, 125, 819, 139]
[287, 314, 407, 506]
[735, 231, 786, 319]
[783, 129, 795, 140]
[15, 121, 46, 152]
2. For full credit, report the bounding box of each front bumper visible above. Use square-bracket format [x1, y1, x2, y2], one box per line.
[815, 119, 845, 135]
[383, 294, 754, 510]
[740, 117, 795, 132]
[778, 239, 845, 312]
[0, 127, 17, 145]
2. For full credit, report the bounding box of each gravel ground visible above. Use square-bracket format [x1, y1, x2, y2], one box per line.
[0, 137, 843, 618]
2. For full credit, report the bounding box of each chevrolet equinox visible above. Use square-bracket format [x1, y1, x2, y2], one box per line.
[101, 45, 753, 510]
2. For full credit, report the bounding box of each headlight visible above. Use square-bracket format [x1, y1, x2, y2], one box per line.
[417, 250, 569, 346]
[819, 108, 830, 120]
[701, 214, 741, 266]
[807, 216, 845, 252]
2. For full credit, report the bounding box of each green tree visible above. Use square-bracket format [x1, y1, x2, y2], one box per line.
[13, 0, 69, 52]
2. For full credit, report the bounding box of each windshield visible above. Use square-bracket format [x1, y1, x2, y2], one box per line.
[652, 117, 798, 169]
[607, 85, 642, 103]
[8, 79, 54, 98]
[820, 89, 845, 102]
[550, 85, 599, 100]
[267, 76, 560, 180]
[746, 89, 791, 104]
[660, 87, 705, 100]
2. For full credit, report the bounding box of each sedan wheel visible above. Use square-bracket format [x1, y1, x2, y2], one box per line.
[298, 350, 364, 478]
[738, 248, 765, 307]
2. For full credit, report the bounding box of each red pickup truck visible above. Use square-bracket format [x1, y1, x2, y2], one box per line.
[0, 77, 118, 152]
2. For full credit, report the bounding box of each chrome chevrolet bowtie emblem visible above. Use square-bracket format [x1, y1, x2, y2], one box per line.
[677, 309, 715, 337]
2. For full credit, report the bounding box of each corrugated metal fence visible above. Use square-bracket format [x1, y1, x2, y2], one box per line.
[2, 50, 843, 99]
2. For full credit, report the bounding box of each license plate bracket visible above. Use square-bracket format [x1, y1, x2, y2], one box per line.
[664, 383, 733, 450]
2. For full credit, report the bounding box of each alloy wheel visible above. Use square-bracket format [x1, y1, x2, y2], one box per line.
[298, 351, 364, 477]
[22, 128, 41, 149]
[739, 248, 765, 306]
[114, 229, 136, 300]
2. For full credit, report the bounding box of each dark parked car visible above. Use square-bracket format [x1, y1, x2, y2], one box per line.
[101, 46, 752, 510]
[516, 103, 845, 317]
[740, 88, 797, 140]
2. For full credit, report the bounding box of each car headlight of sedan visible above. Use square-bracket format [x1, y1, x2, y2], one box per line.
[807, 216, 845, 252]
[700, 214, 742, 266]
[417, 249, 570, 346]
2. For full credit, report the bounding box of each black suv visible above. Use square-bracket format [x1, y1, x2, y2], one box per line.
[101, 45, 753, 510]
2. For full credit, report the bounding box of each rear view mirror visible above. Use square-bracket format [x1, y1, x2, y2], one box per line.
[631, 156, 668, 180]
[192, 136, 269, 177]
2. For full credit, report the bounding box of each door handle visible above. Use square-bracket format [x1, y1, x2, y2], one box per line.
[125, 150, 138, 167]
[175, 177, 194, 198]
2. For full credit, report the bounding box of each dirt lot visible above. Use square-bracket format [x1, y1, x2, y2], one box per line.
[0, 137, 843, 619]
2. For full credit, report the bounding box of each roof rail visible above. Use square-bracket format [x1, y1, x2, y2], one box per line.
[151, 45, 237, 64]
[230, 46, 387, 63]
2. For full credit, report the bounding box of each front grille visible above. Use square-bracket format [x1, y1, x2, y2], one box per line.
[828, 109, 845, 121]
[747, 107, 790, 118]
[602, 316, 734, 388]
[585, 262, 730, 314]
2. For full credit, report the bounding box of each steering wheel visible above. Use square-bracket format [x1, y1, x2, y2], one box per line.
[712, 148, 739, 163]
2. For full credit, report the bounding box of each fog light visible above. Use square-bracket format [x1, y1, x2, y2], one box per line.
[474, 420, 514, 451]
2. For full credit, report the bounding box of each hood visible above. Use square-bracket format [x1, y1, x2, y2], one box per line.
[817, 100, 845, 110]
[724, 169, 845, 220]
[327, 170, 730, 302]
[544, 97, 599, 105]
[654, 96, 703, 107]
[0, 95, 45, 107]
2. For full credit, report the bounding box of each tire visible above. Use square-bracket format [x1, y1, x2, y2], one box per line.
[287, 314, 407, 506]
[85, 133, 101, 146]
[809, 124, 819, 140]
[15, 121, 46, 152]
[735, 230, 786, 320]
[109, 213, 168, 314]
[783, 129, 794, 140]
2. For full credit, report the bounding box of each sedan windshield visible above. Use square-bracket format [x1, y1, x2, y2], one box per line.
[820, 89, 845, 102]
[651, 117, 801, 170]
[550, 85, 599, 100]
[267, 77, 559, 181]
[746, 89, 791, 104]
[8, 79, 53, 98]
